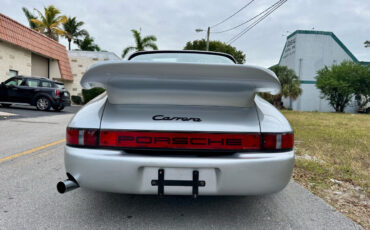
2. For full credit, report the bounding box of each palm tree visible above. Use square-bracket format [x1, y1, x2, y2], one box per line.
[22, 7, 37, 29]
[30, 5, 67, 41]
[63, 17, 88, 50]
[271, 65, 302, 99]
[122, 29, 158, 58]
[262, 65, 302, 108]
[365, 40, 370, 48]
[74, 34, 100, 51]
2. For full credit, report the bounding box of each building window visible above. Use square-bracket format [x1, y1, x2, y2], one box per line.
[9, 69, 18, 77]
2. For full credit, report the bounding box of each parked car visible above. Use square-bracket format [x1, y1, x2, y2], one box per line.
[0, 76, 71, 111]
[57, 50, 294, 197]
[356, 95, 370, 113]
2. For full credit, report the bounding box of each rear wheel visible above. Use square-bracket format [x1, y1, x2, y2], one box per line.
[1, 103, 11, 108]
[36, 97, 51, 111]
[53, 105, 65, 112]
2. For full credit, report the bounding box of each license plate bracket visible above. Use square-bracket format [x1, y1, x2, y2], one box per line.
[151, 169, 206, 198]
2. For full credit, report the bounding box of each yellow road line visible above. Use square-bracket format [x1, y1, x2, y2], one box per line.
[0, 139, 65, 163]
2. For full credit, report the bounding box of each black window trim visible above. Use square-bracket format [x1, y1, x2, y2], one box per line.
[128, 50, 237, 64]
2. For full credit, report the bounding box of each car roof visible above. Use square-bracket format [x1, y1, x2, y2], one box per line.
[15, 76, 57, 83]
[128, 50, 237, 63]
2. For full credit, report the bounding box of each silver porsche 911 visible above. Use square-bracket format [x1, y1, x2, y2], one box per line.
[57, 50, 294, 197]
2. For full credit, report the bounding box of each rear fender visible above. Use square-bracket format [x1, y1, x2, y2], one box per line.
[68, 92, 107, 129]
[254, 95, 292, 133]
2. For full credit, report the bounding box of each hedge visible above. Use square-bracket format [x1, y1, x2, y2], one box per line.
[82, 87, 106, 104]
[71, 95, 82, 105]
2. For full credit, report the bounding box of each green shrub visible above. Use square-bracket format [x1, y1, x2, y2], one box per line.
[316, 61, 370, 112]
[71, 95, 82, 105]
[82, 87, 105, 104]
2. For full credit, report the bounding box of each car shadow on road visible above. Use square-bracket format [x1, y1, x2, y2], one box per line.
[0, 105, 81, 120]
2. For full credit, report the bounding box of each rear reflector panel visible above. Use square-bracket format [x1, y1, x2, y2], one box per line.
[99, 130, 261, 151]
[84, 129, 99, 146]
[67, 128, 293, 152]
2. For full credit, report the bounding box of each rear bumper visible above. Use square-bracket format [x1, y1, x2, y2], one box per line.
[51, 98, 71, 107]
[64, 146, 294, 195]
[62, 99, 71, 106]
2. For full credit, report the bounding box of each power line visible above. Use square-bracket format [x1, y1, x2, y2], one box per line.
[212, 0, 285, 34]
[227, 1, 285, 44]
[210, 0, 255, 28]
[227, 0, 285, 44]
[227, 0, 287, 44]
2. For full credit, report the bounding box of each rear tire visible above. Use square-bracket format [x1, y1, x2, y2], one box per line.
[1, 103, 11, 108]
[53, 105, 65, 112]
[36, 97, 51, 111]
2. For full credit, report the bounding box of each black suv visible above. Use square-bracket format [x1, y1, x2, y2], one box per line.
[0, 76, 71, 111]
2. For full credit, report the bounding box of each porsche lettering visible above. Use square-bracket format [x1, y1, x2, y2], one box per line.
[117, 135, 242, 146]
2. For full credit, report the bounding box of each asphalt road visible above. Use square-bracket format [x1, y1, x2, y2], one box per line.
[0, 105, 363, 230]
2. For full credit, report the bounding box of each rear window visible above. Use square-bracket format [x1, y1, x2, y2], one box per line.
[55, 83, 65, 90]
[130, 52, 235, 64]
[40, 81, 52, 88]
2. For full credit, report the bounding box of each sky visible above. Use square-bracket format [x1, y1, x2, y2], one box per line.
[1, 0, 370, 67]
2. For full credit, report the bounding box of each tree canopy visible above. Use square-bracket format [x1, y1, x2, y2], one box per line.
[30, 5, 67, 41]
[74, 34, 101, 51]
[122, 29, 158, 58]
[63, 17, 88, 50]
[184, 39, 246, 64]
[22, 7, 37, 29]
[316, 61, 370, 112]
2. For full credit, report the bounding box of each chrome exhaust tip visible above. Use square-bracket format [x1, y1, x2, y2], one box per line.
[57, 174, 79, 194]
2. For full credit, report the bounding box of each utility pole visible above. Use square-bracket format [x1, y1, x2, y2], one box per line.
[206, 27, 210, 51]
[195, 27, 211, 51]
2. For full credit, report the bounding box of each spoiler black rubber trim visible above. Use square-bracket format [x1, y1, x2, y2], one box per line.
[128, 50, 237, 63]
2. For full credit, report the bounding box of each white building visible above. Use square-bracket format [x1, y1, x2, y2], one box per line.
[0, 13, 72, 84]
[66, 51, 120, 96]
[279, 30, 369, 113]
[0, 13, 123, 98]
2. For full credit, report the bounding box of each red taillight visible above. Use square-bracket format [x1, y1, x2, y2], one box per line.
[66, 128, 79, 145]
[66, 128, 98, 146]
[263, 133, 294, 150]
[55, 89, 60, 97]
[99, 130, 261, 151]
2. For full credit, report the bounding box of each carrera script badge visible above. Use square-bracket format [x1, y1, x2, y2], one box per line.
[152, 115, 201, 122]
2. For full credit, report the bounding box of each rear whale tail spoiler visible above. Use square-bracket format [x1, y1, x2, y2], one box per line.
[81, 61, 281, 107]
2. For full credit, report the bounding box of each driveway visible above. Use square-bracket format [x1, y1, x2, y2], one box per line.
[0, 106, 363, 229]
